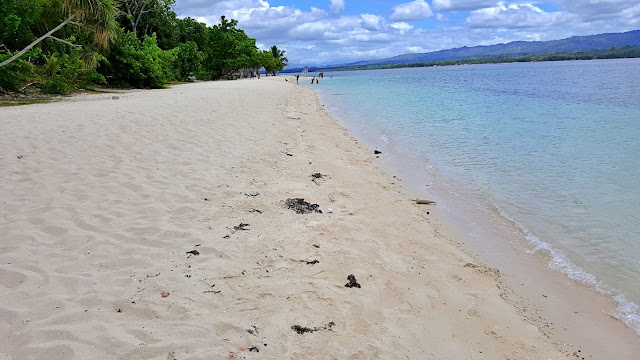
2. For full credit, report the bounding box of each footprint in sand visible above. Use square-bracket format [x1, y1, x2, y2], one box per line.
[0, 268, 27, 289]
[40, 225, 69, 237]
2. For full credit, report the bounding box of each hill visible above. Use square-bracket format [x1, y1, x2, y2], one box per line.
[284, 30, 640, 72]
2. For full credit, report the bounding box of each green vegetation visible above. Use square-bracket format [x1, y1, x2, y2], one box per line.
[0, 0, 287, 95]
[320, 46, 640, 72]
[267, 45, 288, 76]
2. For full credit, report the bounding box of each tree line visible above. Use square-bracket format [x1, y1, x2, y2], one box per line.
[319, 46, 640, 72]
[0, 0, 288, 94]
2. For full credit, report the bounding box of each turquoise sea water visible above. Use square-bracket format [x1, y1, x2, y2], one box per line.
[310, 59, 640, 335]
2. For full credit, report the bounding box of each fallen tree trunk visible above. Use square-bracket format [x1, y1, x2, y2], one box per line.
[0, 16, 73, 68]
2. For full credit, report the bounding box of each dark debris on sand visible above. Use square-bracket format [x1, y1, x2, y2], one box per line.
[291, 322, 335, 334]
[310, 173, 326, 179]
[285, 198, 322, 214]
[233, 223, 250, 231]
[246, 325, 260, 336]
[344, 274, 361, 288]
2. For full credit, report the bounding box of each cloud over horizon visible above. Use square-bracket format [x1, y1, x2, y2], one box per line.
[173, 0, 640, 67]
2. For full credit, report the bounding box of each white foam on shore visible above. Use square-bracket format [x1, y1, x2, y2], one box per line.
[494, 205, 640, 336]
[614, 294, 640, 335]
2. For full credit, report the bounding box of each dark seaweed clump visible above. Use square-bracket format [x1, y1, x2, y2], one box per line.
[344, 274, 361, 288]
[291, 322, 335, 334]
[233, 223, 250, 231]
[285, 198, 322, 214]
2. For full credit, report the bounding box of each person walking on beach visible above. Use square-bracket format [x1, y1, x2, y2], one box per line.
[311, 77, 315, 84]
[296, 75, 299, 84]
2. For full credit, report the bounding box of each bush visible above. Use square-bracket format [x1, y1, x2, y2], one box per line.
[173, 41, 201, 80]
[36, 52, 83, 94]
[100, 31, 176, 88]
[58, 53, 83, 81]
[83, 70, 106, 85]
[0, 53, 35, 92]
[41, 77, 71, 94]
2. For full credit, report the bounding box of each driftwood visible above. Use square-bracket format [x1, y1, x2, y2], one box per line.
[18, 82, 38, 92]
[413, 199, 436, 205]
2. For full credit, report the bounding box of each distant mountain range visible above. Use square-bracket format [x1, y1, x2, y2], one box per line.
[285, 30, 640, 72]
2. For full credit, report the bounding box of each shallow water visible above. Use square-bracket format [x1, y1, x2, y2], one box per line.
[310, 59, 640, 335]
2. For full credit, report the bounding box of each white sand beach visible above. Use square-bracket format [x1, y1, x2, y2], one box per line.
[1, 78, 569, 359]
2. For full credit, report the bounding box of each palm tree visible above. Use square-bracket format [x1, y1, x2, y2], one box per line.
[0, 0, 119, 68]
[269, 45, 288, 75]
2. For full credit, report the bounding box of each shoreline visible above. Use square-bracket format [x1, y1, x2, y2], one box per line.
[307, 74, 640, 358]
[0, 77, 618, 358]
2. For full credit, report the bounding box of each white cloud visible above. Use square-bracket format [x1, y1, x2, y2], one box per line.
[432, 0, 499, 11]
[466, 3, 573, 28]
[175, 0, 268, 13]
[360, 14, 388, 31]
[551, 0, 640, 20]
[194, 16, 209, 25]
[390, 0, 434, 22]
[330, 0, 345, 15]
[289, 21, 334, 41]
[391, 22, 414, 33]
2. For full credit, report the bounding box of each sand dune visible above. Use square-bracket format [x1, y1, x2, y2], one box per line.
[1, 79, 563, 359]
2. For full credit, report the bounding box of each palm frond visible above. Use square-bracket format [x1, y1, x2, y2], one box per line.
[63, 0, 119, 49]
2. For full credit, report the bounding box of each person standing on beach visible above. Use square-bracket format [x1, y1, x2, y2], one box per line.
[296, 75, 299, 84]
[311, 77, 315, 84]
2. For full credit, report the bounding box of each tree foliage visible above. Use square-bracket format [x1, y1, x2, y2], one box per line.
[0, 0, 50, 51]
[1, 1, 288, 94]
[0, 53, 35, 92]
[173, 41, 201, 80]
[0, 0, 119, 69]
[116, 0, 177, 48]
[268, 45, 287, 75]
[100, 30, 173, 88]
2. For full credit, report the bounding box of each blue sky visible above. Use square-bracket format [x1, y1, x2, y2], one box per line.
[173, 1, 640, 67]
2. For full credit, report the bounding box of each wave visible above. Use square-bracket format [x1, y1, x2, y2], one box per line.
[493, 204, 640, 336]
